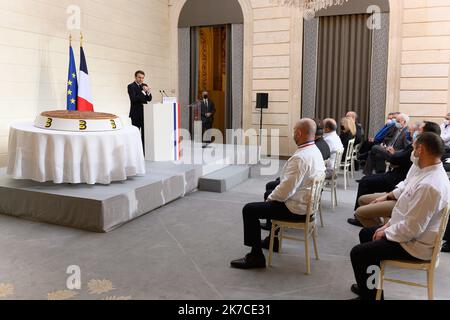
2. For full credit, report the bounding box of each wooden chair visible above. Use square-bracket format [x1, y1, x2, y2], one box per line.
[268, 174, 326, 275]
[339, 139, 355, 190]
[324, 149, 344, 210]
[376, 205, 450, 300]
[350, 143, 361, 178]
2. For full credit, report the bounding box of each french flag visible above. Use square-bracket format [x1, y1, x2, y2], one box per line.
[77, 46, 94, 111]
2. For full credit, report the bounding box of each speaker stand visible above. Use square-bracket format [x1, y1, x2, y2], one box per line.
[258, 106, 264, 165]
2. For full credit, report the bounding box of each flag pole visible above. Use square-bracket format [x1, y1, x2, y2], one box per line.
[69, 34, 72, 46]
[80, 32, 83, 47]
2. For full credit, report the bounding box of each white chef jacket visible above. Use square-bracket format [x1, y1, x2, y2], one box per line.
[268, 143, 326, 215]
[441, 122, 450, 147]
[323, 131, 344, 170]
[386, 163, 450, 260]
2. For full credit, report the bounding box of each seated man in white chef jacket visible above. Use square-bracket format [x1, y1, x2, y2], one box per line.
[349, 132, 450, 300]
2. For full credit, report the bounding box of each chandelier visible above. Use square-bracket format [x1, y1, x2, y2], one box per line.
[273, 0, 349, 19]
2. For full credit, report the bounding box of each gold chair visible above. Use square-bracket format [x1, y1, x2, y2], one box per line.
[268, 174, 326, 275]
[324, 149, 344, 211]
[339, 139, 355, 190]
[376, 205, 450, 300]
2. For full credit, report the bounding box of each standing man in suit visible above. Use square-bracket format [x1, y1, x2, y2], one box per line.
[200, 91, 216, 135]
[128, 70, 152, 153]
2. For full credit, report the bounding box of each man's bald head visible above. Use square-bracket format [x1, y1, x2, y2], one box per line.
[323, 118, 337, 133]
[293, 118, 316, 146]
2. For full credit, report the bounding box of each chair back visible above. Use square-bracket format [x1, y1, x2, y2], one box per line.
[334, 149, 345, 175]
[306, 173, 326, 225]
[430, 204, 450, 268]
[345, 139, 355, 162]
[352, 143, 361, 158]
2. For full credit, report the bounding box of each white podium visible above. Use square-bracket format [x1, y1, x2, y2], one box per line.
[144, 102, 181, 162]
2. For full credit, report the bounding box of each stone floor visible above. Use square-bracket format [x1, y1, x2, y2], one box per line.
[0, 166, 449, 300]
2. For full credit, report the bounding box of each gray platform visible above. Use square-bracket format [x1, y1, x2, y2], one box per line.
[0, 142, 261, 233]
[198, 166, 250, 193]
[0, 162, 205, 233]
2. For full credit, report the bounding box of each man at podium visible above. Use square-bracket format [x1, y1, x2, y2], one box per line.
[128, 70, 152, 152]
[200, 91, 216, 134]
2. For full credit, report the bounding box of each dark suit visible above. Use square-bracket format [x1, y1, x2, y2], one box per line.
[200, 99, 216, 133]
[315, 137, 331, 161]
[443, 146, 450, 242]
[128, 82, 152, 152]
[340, 131, 355, 158]
[363, 127, 411, 175]
[355, 123, 364, 146]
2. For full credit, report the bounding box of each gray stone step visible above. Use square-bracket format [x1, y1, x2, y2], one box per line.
[198, 166, 250, 193]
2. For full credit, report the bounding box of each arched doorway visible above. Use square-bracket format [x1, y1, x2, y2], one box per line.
[170, 0, 253, 143]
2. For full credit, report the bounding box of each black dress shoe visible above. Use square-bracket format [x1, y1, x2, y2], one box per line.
[347, 218, 363, 227]
[442, 241, 450, 253]
[351, 284, 360, 296]
[261, 236, 279, 252]
[230, 253, 266, 269]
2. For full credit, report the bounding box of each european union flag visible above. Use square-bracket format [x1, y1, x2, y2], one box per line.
[67, 45, 78, 110]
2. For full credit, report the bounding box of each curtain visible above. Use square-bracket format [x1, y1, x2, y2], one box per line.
[315, 14, 373, 136]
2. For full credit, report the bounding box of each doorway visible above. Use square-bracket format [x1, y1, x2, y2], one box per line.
[196, 25, 229, 136]
[177, 0, 245, 144]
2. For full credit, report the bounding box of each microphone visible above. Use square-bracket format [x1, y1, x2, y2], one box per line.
[162, 90, 169, 97]
[159, 90, 164, 101]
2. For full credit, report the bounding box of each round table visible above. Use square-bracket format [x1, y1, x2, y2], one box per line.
[7, 122, 146, 185]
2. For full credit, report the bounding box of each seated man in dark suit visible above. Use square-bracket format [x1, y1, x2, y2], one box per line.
[128, 70, 152, 153]
[442, 144, 450, 252]
[314, 119, 331, 161]
[348, 121, 441, 227]
[363, 113, 411, 175]
[358, 112, 400, 163]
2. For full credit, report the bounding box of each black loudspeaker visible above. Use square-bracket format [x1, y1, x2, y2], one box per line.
[256, 93, 269, 109]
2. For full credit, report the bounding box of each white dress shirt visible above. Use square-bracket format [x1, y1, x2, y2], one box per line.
[386, 163, 450, 260]
[323, 131, 344, 170]
[268, 143, 326, 215]
[441, 122, 450, 147]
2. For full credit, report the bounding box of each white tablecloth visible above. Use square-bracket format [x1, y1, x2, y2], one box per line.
[7, 122, 146, 185]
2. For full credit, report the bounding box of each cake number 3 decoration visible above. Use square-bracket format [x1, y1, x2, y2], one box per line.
[45, 118, 53, 128]
[110, 120, 117, 129]
[79, 120, 87, 131]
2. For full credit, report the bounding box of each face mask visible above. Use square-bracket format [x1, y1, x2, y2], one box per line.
[395, 122, 402, 129]
[410, 152, 420, 167]
[391, 119, 397, 124]
[203, 95, 208, 99]
[413, 131, 419, 141]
